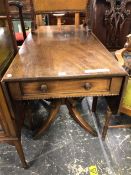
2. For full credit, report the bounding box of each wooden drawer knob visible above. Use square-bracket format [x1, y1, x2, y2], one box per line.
[84, 83, 92, 90]
[40, 84, 48, 92]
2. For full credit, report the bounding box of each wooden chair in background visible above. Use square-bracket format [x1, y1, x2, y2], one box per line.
[9, 1, 27, 45]
[29, 0, 89, 30]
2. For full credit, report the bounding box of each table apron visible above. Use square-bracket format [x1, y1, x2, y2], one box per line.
[7, 77, 123, 100]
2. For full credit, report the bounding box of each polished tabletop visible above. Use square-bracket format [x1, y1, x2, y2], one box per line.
[3, 25, 126, 81]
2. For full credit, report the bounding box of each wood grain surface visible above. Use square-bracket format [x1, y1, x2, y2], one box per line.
[2, 25, 126, 82]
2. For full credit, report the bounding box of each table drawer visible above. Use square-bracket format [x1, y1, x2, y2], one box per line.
[21, 78, 110, 95]
[8, 77, 123, 100]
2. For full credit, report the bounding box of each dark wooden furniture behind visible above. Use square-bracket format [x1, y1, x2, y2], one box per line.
[8, 0, 87, 27]
[92, 0, 131, 50]
[0, 0, 27, 168]
[8, 0, 31, 15]
[8, 0, 131, 49]
[2, 25, 127, 140]
[30, 0, 89, 31]
[9, 1, 27, 43]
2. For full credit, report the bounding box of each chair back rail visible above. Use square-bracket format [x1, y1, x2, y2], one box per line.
[29, 0, 90, 31]
[9, 1, 27, 40]
[32, 0, 88, 13]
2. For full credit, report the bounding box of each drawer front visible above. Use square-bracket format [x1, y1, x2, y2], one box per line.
[21, 78, 110, 95]
[8, 77, 123, 100]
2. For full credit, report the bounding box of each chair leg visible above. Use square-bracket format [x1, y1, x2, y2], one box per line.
[33, 100, 61, 139]
[14, 140, 28, 169]
[102, 107, 112, 140]
[75, 13, 80, 28]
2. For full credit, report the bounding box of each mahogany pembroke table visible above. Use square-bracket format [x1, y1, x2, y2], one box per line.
[2, 25, 127, 139]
